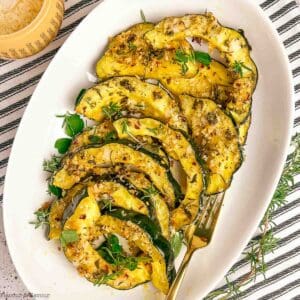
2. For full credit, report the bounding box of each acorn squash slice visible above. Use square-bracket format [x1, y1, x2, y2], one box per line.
[160, 60, 233, 100]
[98, 210, 174, 294]
[179, 95, 242, 194]
[75, 76, 187, 132]
[96, 23, 197, 80]
[49, 178, 149, 240]
[145, 13, 257, 125]
[63, 195, 151, 290]
[113, 118, 204, 230]
[52, 142, 178, 208]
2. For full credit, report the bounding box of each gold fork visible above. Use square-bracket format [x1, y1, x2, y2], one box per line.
[167, 193, 225, 300]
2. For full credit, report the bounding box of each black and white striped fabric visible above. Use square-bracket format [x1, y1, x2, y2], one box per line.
[0, 0, 299, 298]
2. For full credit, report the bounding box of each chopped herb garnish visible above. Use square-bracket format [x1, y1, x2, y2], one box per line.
[48, 184, 62, 198]
[146, 124, 163, 136]
[75, 88, 86, 106]
[60, 230, 79, 248]
[170, 231, 183, 258]
[54, 138, 72, 154]
[175, 49, 211, 74]
[121, 119, 129, 134]
[57, 112, 85, 137]
[128, 42, 137, 51]
[100, 197, 113, 211]
[93, 271, 122, 286]
[142, 185, 158, 200]
[102, 102, 122, 120]
[96, 234, 151, 276]
[233, 60, 252, 77]
[43, 155, 61, 173]
[29, 207, 50, 229]
[103, 131, 117, 142]
[140, 9, 147, 23]
[88, 135, 102, 144]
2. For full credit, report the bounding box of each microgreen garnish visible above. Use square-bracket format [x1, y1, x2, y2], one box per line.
[60, 230, 79, 248]
[43, 155, 61, 173]
[206, 133, 300, 299]
[170, 231, 183, 258]
[57, 112, 85, 137]
[75, 88, 86, 106]
[54, 138, 72, 154]
[175, 49, 211, 74]
[140, 9, 147, 23]
[102, 102, 122, 120]
[29, 207, 50, 229]
[47, 184, 62, 198]
[232, 60, 252, 77]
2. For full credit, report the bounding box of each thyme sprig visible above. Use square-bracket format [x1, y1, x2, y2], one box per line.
[206, 133, 300, 299]
[29, 207, 50, 229]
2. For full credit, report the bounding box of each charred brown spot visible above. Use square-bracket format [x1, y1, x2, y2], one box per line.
[225, 129, 234, 140]
[79, 214, 86, 219]
[127, 33, 136, 43]
[206, 112, 218, 125]
[152, 91, 162, 99]
[120, 79, 135, 92]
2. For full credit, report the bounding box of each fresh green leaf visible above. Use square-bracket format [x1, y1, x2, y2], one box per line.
[54, 138, 72, 154]
[57, 113, 85, 137]
[233, 60, 252, 77]
[140, 9, 147, 23]
[175, 49, 189, 63]
[60, 230, 79, 248]
[102, 102, 122, 120]
[194, 51, 211, 66]
[170, 232, 183, 258]
[75, 89, 86, 106]
[175, 49, 211, 75]
[29, 207, 50, 229]
[43, 155, 61, 173]
[65, 114, 85, 137]
[48, 184, 62, 198]
[107, 234, 122, 254]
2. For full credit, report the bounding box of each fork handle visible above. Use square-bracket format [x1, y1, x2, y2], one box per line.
[166, 248, 194, 300]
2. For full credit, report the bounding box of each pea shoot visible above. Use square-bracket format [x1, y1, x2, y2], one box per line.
[57, 112, 85, 137]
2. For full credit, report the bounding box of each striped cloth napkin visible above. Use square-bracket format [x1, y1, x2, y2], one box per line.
[0, 0, 299, 299]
